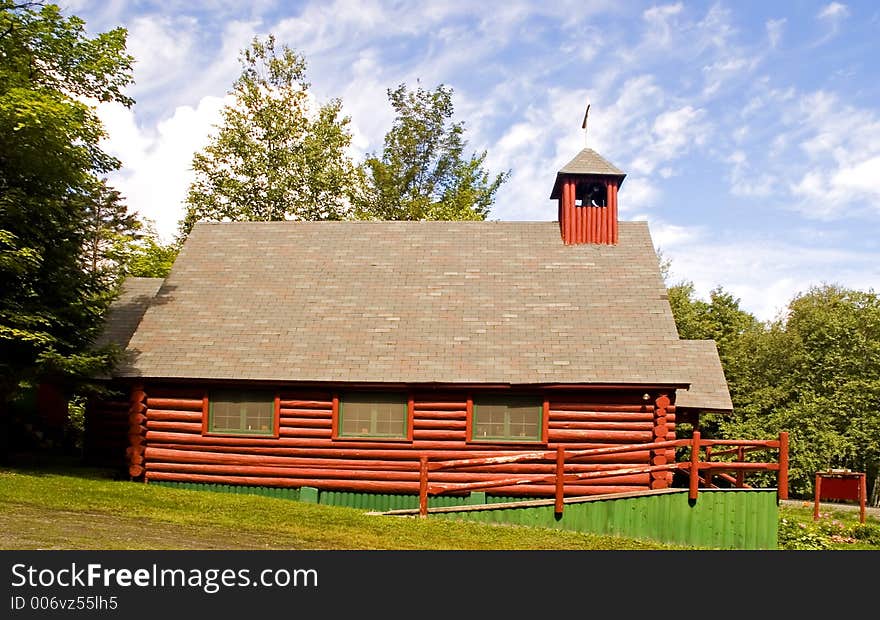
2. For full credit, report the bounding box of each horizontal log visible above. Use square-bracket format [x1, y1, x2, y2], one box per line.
[548, 429, 653, 442]
[548, 421, 653, 431]
[144, 462, 652, 486]
[698, 462, 780, 472]
[412, 430, 463, 441]
[143, 447, 649, 474]
[128, 413, 147, 425]
[146, 397, 203, 411]
[412, 402, 467, 411]
[701, 439, 779, 448]
[550, 404, 653, 412]
[146, 420, 203, 433]
[145, 431, 466, 450]
[143, 472, 644, 497]
[129, 464, 144, 478]
[148, 410, 202, 423]
[413, 419, 467, 430]
[549, 411, 654, 422]
[279, 427, 332, 438]
[409, 410, 466, 420]
[279, 417, 331, 429]
[279, 400, 332, 409]
[147, 442, 654, 464]
[278, 408, 331, 418]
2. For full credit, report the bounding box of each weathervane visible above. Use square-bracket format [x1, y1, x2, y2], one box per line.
[582, 103, 590, 147]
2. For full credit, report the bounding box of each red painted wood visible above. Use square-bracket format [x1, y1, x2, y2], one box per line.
[611, 183, 618, 243]
[412, 402, 467, 411]
[280, 399, 333, 408]
[689, 431, 701, 500]
[279, 408, 332, 418]
[419, 456, 428, 517]
[549, 411, 654, 422]
[149, 410, 201, 422]
[860, 473, 867, 523]
[542, 398, 550, 443]
[279, 417, 332, 428]
[555, 446, 565, 514]
[147, 442, 654, 463]
[550, 403, 654, 412]
[549, 420, 653, 431]
[146, 421, 202, 433]
[814, 474, 822, 520]
[778, 431, 789, 500]
[413, 419, 466, 430]
[407, 395, 415, 442]
[147, 397, 203, 411]
[549, 429, 653, 442]
[330, 394, 339, 439]
[586, 200, 594, 243]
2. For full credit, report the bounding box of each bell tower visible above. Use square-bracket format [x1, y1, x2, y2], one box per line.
[549, 106, 626, 245]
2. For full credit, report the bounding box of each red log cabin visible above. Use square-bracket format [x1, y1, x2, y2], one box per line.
[87, 146, 733, 500]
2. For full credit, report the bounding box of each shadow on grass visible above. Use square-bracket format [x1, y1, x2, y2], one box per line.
[4, 451, 124, 480]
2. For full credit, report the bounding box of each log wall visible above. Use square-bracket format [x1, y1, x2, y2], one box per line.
[139, 386, 675, 498]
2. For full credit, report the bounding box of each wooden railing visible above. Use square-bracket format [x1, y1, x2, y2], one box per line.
[417, 431, 789, 517]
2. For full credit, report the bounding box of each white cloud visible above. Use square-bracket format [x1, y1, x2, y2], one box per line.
[662, 236, 880, 322]
[817, 2, 850, 21]
[98, 97, 228, 242]
[765, 18, 786, 47]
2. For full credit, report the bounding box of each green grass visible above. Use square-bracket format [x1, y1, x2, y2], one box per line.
[0, 466, 685, 550]
[778, 501, 880, 550]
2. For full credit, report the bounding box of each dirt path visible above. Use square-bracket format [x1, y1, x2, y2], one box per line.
[0, 502, 296, 550]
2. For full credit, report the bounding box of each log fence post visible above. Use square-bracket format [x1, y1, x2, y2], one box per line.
[689, 431, 701, 501]
[778, 432, 789, 500]
[419, 456, 428, 518]
[736, 447, 745, 488]
[555, 446, 565, 515]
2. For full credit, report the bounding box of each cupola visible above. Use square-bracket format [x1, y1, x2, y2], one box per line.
[550, 107, 626, 245]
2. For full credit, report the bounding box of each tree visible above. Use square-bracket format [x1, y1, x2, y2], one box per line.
[124, 222, 178, 279]
[81, 180, 141, 286]
[0, 1, 133, 458]
[355, 83, 509, 221]
[180, 35, 357, 237]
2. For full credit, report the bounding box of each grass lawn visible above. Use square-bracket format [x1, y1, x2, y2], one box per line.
[0, 465, 685, 550]
[4, 463, 877, 550]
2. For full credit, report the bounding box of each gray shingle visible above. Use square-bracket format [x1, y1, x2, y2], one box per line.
[95, 277, 163, 349]
[110, 220, 730, 411]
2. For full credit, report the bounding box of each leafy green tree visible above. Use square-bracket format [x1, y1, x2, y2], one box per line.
[124, 222, 178, 279]
[0, 1, 133, 458]
[355, 83, 509, 221]
[180, 35, 357, 237]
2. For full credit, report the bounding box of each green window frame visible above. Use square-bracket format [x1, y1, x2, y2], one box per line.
[208, 390, 276, 436]
[337, 392, 409, 439]
[472, 395, 543, 442]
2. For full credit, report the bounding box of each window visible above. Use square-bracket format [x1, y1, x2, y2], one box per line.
[207, 390, 276, 436]
[472, 395, 543, 442]
[337, 392, 408, 439]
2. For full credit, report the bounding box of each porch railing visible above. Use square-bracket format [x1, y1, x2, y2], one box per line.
[417, 431, 789, 517]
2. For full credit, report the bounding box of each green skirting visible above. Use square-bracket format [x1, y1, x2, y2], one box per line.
[151, 481, 778, 549]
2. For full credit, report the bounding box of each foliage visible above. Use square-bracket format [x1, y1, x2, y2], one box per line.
[180, 35, 357, 237]
[667, 273, 880, 498]
[778, 504, 880, 550]
[0, 1, 134, 413]
[124, 222, 178, 279]
[81, 181, 141, 286]
[355, 83, 509, 221]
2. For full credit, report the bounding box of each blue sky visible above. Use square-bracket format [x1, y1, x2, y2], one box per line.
[66, 1, 880, 321]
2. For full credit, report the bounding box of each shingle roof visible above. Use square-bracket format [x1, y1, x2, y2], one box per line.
[669, 340, 733, 412]
[95, 277, 163, 349]
[549, 148, 627, 199]
[559, 148, 626, 177]
[110, 220, 730, 410]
